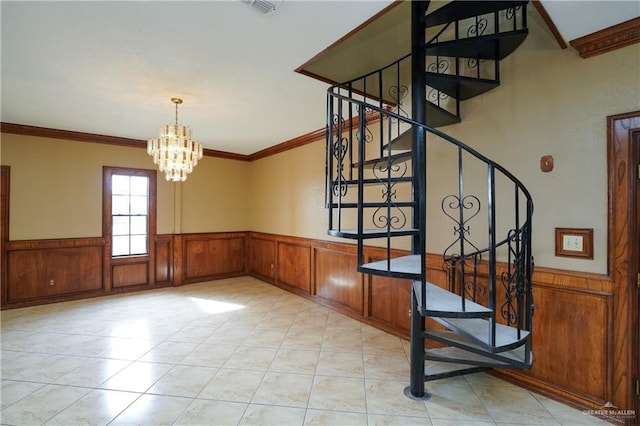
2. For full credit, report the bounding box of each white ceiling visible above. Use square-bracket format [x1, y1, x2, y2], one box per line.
[1, 1, 638, 155]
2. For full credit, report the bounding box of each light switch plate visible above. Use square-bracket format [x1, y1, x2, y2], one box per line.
[562, 234, 583, 252]
[555, 228, 593, 259]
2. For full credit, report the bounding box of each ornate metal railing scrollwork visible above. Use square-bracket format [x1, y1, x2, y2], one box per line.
[371, 158, 408, 230]
[441, 194, 486, 302]
[505, 5, 523, 20]
[500, 227, 526, 326]
[331, 114, 348, 197]
[388, 85, 409, 122]
[428, 88, 449, 104]
[466, 18, 488, 69]
[441, 194, 482, 256]
[427, 59, 450, 74]
[356, 105, 374, 145]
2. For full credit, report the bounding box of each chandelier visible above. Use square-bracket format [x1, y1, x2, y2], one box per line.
[147, 98, 203, 182]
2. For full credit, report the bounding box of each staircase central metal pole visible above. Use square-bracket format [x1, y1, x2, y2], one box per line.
[406, 0, 430, 401]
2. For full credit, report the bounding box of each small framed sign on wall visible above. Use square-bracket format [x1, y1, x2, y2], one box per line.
[555, 228, 594, 259]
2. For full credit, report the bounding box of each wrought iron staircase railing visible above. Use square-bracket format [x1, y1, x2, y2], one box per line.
[324, 0, 534, 401]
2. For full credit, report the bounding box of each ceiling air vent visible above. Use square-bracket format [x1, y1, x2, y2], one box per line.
[243, 0, 282, 14]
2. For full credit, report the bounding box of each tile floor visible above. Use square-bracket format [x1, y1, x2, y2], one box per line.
[1, 276, 610, 425]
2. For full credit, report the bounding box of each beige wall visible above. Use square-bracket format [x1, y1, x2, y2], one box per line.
[0, 134, 249, 239]
[1, 9, 638, 275]
[180, 155, 251, 233]
[249, 141, 327, 241]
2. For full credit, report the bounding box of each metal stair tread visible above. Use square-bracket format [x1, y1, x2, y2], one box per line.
[328, 228, 419, 239]
[382, 128, 413, 151]
[354, 151, 412, 169]
[424, 356, 486, 381]
[382, 106, 460, 152]
[338, 177, 414, 185]
[414, 281, 492, 318]
[425, 346, 513, 368]
[326, 201, 415, 209]
[425, 73, 500, 101]
[359, 254, 422, 280]
[425, 30, 529, 61]
[425, 101, 461, 128]
[433, 316, 530, 353]
[424, 0, 529, 28]
[425, 329, 532, 367]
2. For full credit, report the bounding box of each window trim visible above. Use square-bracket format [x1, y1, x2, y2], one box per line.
[103, 167, 157, 259]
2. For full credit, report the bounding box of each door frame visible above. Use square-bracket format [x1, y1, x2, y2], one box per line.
[632, 128, 640, 424]
[607, 111, 640, 421]
[0, 166, 9, 308]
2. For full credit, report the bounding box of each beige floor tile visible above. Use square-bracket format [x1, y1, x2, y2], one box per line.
[282, 328, 325, 350]
[0, 380, 46, 410]
[181, 342, 238, 367]
[1, 330, 59, 351]
[464, 372, 520, 389]
[255, 314, 299, 330]
[365, 379, 429, 417]
[363, 353, 410, 380]
[224, 346, 278, 370]
[240, 404, 306, 425]
[139, 340, 199, 363]
[166, 325, 217, 343]
[425, 379, 493, 422]
[198, 368, 265, 402]
[308, 375, 367, 412]
[110, 393, 193, 426]
[44, 389, 140, 425]
[293, 310, 329, 325]
[38, 334, 113, 357]
[269, 348, 320, 374]
[208, 324, 255, 345]
[368, 413, 433, 425]
[361, 332, 407, 355]
[429, 420, 495, 426]
[99, 361, 173, 393]
[100, 336, 158, 360]
[316, 351, 364, 377]
[326, 311, 362, 330]
[532, 394, 613, 425]
[4, 353, 85, 382]
[322, 329, 363, 353]
[305, 409, 368, 425]
[53, 357, 131, 388]
[147, 365, 218, 397]
[252, 372, 314, 407]
[0, 384, 90, 425]
[243, 328, 288, 348]
[175, 398, 247, 426]
[474, 384, 558, 424]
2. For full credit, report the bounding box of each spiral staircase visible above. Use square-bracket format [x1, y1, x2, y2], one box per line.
[324, 1, 534, 400]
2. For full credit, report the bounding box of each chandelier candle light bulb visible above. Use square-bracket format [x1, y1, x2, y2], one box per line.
[147, 98, 203, 182]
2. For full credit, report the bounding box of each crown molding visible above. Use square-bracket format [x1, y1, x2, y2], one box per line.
[2, 111, 383, 163]
[570, 16, 640, 59]
[0, 122, 250, 161]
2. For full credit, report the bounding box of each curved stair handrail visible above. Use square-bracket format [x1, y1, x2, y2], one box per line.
[327, 89, 533, 204]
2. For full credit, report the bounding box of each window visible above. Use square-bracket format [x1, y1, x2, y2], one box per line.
[112, 174, 148, 256]
[103, 167, 156, 258]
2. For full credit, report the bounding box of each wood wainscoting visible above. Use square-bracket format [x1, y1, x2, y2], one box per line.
[1, 231, 248, 309]
[247, 232, 618, 414]
[3, 238, 105, 306]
